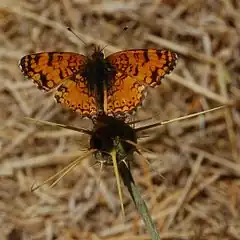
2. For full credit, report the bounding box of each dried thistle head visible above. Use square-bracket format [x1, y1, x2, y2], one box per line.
[90, 114, 137, 165]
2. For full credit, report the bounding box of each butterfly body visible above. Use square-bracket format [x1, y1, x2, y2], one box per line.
[19, 47, 178, 118]
[81, 47, 117, 110]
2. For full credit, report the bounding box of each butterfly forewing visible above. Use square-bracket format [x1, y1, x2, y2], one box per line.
[19, 52, 87, 91]
[106, 49, 178, 87]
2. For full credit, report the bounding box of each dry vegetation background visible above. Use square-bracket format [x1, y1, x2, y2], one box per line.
[0, 0, 240, 239]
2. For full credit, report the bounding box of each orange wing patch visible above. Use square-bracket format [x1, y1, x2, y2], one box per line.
[19, 52, 87, 91]
[107, 49, 177, 87]
[107, 72, 145, 116]
[55, 74, 98, 117]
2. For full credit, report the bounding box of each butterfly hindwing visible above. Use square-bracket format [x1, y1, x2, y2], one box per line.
[106, 72, 145, 116]
[55, 73, 98, 117]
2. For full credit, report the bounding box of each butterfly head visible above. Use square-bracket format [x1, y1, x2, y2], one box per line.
[91, 45, 104, 61]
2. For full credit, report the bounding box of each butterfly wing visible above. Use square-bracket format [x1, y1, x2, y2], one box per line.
[106, 49, 178, 87]
[105, 49, 177, 116]
[55, 73, 98, 117]
[106, 72, 145, 116]
[19, 52, 87, 91]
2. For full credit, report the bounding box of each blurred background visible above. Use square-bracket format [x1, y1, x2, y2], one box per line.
[0, 1, 239, 239]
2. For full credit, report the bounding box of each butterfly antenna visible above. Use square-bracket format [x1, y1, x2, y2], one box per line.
[67, 27, 88, 46]
[100, 26, 129, 53]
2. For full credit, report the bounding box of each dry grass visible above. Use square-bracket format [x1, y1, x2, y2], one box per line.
[0, 0, 240, 239]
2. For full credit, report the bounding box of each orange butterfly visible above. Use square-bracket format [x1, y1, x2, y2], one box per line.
[19, 46, 177, 118]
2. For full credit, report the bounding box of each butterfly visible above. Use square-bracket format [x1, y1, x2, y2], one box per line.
[19, 46, 178, 118]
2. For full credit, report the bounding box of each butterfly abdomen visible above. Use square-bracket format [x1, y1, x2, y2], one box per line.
[82, 56, 117, 111]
